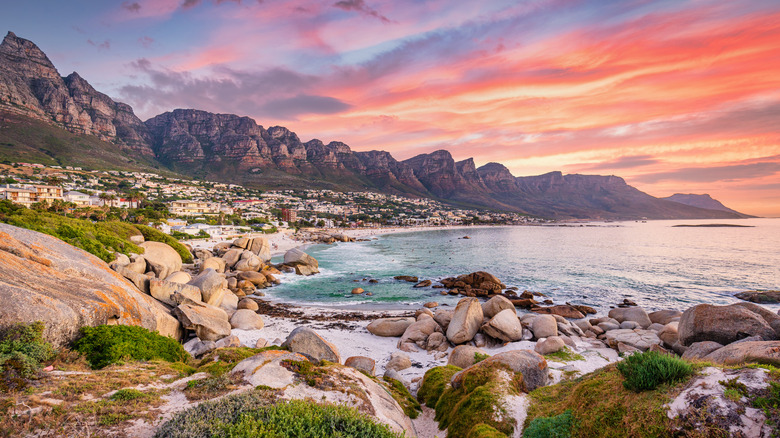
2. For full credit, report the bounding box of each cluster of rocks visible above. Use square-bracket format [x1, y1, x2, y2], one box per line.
[368, 295, 587, 359]
[295, 229, 357, 244]
[111, 235, 321, 357]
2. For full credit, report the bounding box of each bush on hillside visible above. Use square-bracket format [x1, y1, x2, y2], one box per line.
[523, 410, 574, 438]
[73, 325, 187, 369]
[0, 322, 54, 391]
[155, 393, 404, 438]
[417, 364, 462, 407]
[616, 351, 693, 392]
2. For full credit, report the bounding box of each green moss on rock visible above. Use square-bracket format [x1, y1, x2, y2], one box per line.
[418, 365, 461, 407]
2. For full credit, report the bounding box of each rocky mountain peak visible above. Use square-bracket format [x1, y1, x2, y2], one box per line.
[0, 31, 58, 77]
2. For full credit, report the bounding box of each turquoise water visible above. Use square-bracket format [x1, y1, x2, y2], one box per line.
[266, 218, 780, 313]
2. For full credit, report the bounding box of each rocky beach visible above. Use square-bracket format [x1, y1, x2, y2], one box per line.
[2, 221, 780, 437]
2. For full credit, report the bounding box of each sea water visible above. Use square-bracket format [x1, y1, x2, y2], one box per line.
[265, 218, 780, 313]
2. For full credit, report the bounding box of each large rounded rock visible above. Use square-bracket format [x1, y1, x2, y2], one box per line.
[532, 305, 585, 319]
[140, 241, 182, 280]
[482, 295, 515, 319]
[282, 327, 341, 363]
[386, 352, 412, 372]
[681, 341, 724, 360]
[453, 349, 548, 392]
[172, 301, 231, 342]
[534, 336, 565, 355]
[648, 309, 682, 325]
[448, 345, 487, 369]
[236, 271, 267, 286]
[200, 257, 226, 273]
[0, 223, 182, 349]
[229, 309, 264, 330]
[604, 329, 661, 351]
[398, 318, 442, 352]
[165, 271, 191, 284]
[531, 314, 558, 338]
[731, 302, 780, 338]
[446, 297, 484, 344]
[703, 341, 780, 366]
[678, 304, 776, 346]
[189, 269, 228, 304]
[608, 307, 652, 328]
[284, 248, 319, 275]
[221, 248, 243, 268]
[250, 237, 272, 262]
[345, 356, 376, 376]
[367, 317, 415, 337]
[149, 278, 202, 306]
[481, 309, 524, 342]
[433, 309, 453, 330]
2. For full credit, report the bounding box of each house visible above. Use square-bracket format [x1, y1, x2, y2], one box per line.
[168, 200, 222, 216]
[0, 184, 63, 207]
[64, 191, 91, 207]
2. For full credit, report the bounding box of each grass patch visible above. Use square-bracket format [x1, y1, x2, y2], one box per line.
[525, 364, 690, 437]
[382, 376, 421, 419]
[195, 347, 273, 377]
[417, 365, 461, 407]
[475, 352, 490, 363]
[220, 399, 404, 437]
[74, 325, 188, 369]
[523, 410, 574, 438]
[753, 380, 780, 432]
[0, 321, 54, 392]
[469, 423, 508, 437]
[616, 351, 693, 392]
[184, 373, 243, 401]
[545, 347, 584, 363]
[110, 388, 150, 401]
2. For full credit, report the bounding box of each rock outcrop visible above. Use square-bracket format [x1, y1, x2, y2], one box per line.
[0, 223, 181, 348]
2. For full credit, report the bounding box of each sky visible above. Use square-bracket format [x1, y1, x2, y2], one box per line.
[1, 0, 779, 216]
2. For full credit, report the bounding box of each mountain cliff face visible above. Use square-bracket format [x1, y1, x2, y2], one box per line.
[0, 32, 153, 155]
[0, 31, 753, 220]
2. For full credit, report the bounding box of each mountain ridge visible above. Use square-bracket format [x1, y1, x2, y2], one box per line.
[0, 31, 753, 220]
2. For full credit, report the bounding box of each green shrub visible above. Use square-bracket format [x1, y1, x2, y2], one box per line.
[136, 225, 193, 263]
[474, 352, 490, 363]
[155, 392, 403, 438]
[469, 423, 508, 438]
[110, 388, 149, 401]
[383, 376, 421, 419]
[616, 351, 693, 392]
[523, 409, 574, 438]
[73, 325, 187, 369]
[0, 321, 54, 391]
[417, 365, 461, 407]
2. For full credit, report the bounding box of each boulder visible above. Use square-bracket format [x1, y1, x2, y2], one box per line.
[398, 318, 442, 352]
[115, 265, 151, 294]
[608, 307, 652, 328]
[433, 309, 453, 330]
[351, 287, 364, 295]
[282, 327, 341, 363]
[229, 309, 264, 330]
[681, 341, 724, 360]
[731, 302, 780, 337]
[172, 300, 231, 342]
[426, 332, 449, 351]
[531, 314, 558, 338]
[703, 341, 780, 366]
[250, 237, 272, 262]
[0, 224, 182, 348]
[222, 248, 243, 268]
[236, 271, 267, 286]
[678, 304, 776, 346]
[448, 345, 487, 368]
[183, 338, 216, 357]
[231, 350, 416, 436]
[734, 290, 780, 304]
[215, 334, 241, 349]
[482, 295, 515, 319]
[532, 305, 585, 319]
[234, 256, 263, 272]
[414, 280, 432, 288]
[345, 356, 376, 375]
[620, 321, 640, 330]
[165, 271, 191, 284]
[219, 292, 239, 317]
[394, 275, 418, 283]
[129, 234, 145, 244]
[598, 322, 620, 332]
[386, 352, 412, 372]
[534, 336, 566, 355]
[139, 241, 182, 280]
[454, 350, 549, 392]
[125, 255, 147, 274]
[604, 329, 661, 351]
[658, 322, 679, 347]
[481, 309, 524, 342]
[648, 309, 682, 325]
[232, 237, 250, 249]
[200, 257, 226, 273]
[367, 317, 415, 337]
[446, 297, 484, 344]
[284, 248, 319, 275]
[193, 249, 213, 261]
[238, 298, 259, 311]
[149, 278, 202, 306]
[189, 269, 228, 304]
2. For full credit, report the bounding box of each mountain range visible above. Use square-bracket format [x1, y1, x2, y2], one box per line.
[0, 31, 753, 220]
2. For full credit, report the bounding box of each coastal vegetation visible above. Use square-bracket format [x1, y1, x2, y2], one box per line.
[74, 325, 188, 369]
[616, 351, 693, 392]
[0, 199, 192, 262]
[0, 321, 54, 392]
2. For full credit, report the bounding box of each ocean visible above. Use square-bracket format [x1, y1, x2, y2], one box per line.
[265, 218, 780, 314]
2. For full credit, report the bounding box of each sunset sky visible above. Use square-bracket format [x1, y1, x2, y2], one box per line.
[2, 0, 779, 216]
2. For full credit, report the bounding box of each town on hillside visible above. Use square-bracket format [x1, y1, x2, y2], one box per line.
[0, 161, 547, 239]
